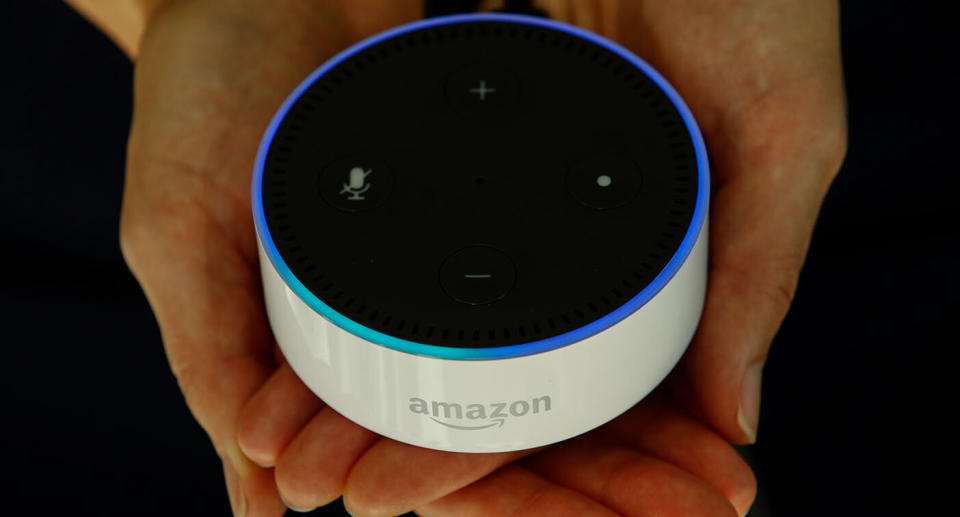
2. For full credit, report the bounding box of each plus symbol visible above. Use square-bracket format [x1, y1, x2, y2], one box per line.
[468, 80, 496, 101]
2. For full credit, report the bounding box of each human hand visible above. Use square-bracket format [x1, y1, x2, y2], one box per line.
[549, 0, 848, 444]
[121, 0, 845, 515]
[117, 1, 423, 515]
[415, 1, 850, 514]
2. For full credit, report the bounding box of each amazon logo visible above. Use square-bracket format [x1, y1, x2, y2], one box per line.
[408, 395, 552, 430]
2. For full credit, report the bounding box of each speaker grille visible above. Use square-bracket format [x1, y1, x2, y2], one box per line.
[261, 19, 700, 348]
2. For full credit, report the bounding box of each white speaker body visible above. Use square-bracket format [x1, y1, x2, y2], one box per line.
[258, 223, 706, 453]
[253, 13, 710, 453]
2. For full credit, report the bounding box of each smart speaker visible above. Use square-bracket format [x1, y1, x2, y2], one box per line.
[252, 12, 709, 453]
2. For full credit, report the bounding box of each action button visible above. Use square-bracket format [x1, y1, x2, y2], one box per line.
[566, 154, 643, 210]
[446, 63, 520, 114]
[440, 246, 516, 305]
[319, 155, 395, 212]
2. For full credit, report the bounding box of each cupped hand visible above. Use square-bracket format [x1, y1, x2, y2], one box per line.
[119, 1, 423, 515]
[122, 0, 846, 515]
[579, 0, 849, 446]
[415, 1, 849, 514]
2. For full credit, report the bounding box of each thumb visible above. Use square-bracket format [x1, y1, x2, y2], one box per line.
[678, 96, 847, 445]
[120, 183, 286, 516]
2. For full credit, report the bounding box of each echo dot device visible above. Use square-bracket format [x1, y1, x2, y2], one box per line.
[252, 12, 709, 453]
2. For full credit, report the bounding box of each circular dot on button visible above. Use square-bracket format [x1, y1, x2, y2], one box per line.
[567, 154, 643, 210]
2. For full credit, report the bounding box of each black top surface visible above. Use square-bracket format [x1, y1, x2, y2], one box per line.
[260, 19, 700, 348]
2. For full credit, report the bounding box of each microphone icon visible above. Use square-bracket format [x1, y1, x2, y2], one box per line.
[340, 166, 373, 200]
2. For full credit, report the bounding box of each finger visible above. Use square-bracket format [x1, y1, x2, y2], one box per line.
[273, 406, 381, 512]
[694, 136, 839, 446]
[335, 0, 423, 44]
[223, 458, 248, 517]
[237, 361, 325, 467]
[123, 3, 428, 514]
[120, 132, 287, 515]
[522, 436, 740, 517]
[121, 8, 304, 515]
[342, 440, 545, 517]
[415, 464, 620, 517]
[122, 228, 287, 516]
[121, 209, 288, 516]
[673, 0, 845, 446]
[680, 75, 847, 445]
[595, 390, 756, 516]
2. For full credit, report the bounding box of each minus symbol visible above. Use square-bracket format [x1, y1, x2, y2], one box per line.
[464, 274, 493, 279]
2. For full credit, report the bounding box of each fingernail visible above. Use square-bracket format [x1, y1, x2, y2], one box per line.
[737, 362, 764, 444]
[223, 460, 247, 517]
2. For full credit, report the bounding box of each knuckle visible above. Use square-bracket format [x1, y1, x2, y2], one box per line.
[171, 360, 208, 419]
[755, 253, 804, 312]
[714, 252, 804, 317]
[811, 110, 849, 187]
[824, 122, 849, 181]
[118, 207, 149, 276]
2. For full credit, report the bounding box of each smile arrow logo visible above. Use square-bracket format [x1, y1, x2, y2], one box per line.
[430, 418, 505, 430]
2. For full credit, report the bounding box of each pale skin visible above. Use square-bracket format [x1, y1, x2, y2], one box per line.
[66, 0, 847, 515]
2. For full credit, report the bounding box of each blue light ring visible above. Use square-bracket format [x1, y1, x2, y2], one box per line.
[252, 13, 709, 361]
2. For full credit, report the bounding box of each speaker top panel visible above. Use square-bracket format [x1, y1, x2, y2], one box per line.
[255, 14, 707, 354]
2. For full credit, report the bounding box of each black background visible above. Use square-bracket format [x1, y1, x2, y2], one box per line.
[1, 1, 954, 515]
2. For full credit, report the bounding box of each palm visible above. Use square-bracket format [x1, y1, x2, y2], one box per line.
[124, 1, 427, 415]
[122, 1, 843, 516]
[121, 1, 428, 515]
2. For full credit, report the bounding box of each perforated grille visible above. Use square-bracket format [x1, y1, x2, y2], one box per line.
[261, 19, 700, 348]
